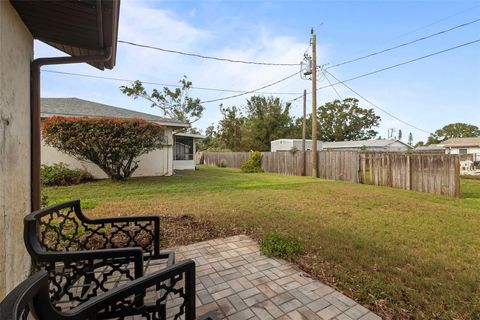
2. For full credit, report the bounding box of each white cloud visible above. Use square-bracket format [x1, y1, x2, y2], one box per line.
[36, 0, 329, 131]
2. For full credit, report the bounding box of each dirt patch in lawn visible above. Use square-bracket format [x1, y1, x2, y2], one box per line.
[158, 214, 240, 248]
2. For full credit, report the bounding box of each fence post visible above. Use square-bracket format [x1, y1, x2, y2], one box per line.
[407, 155, 411, 190]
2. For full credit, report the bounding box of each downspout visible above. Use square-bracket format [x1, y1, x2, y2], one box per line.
[30, 48, 112, 211]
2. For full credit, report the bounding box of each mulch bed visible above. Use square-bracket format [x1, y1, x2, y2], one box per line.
[159, 214, 240, 248]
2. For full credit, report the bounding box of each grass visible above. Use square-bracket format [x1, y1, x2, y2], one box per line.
[43, 165, 480, 320]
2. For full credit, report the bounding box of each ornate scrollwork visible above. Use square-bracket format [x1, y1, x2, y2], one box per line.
[1, 260, 196, 320]
[38, 204, 156, 254]
[25, 200, 171, 315]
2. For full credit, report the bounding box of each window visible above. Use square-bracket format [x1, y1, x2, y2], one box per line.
[459, 148, 468, 155]
[174, 135, 194, 160]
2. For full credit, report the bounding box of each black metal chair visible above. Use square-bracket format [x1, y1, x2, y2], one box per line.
[24, 200, 175, 312]
[0, 261, 208, 320]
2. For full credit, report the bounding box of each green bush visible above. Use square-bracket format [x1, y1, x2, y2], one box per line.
[260, 231, 303, 261]
[241, 151, 263, 173]
[41, 163, 93, 186]
[41, 194, 50, 208]
[42, 116, 165, 180]
[217, 159, 227, 168]
[289, 146, 299, 154]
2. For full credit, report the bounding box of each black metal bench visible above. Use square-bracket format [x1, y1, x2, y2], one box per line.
[0, 261, 206, 320]
[24, 200, 176, 313]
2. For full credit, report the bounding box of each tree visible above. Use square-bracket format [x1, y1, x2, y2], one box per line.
[120, 76, 204, 125]
[217, 105, 246, 151]
[291, 114, 313, 140]
[427, 122, 480, 144]
[398, 129, 402, 141]
[317, 98, 381, 141]
[197, 124, 220, 151]
[408, 132, 413, 146]
[243, 96, 293, 151]
[42, 117, 166, 180]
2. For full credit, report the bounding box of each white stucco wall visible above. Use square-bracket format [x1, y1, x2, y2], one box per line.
[446, 147, 480, 161]
[173, 160, 196, 170]
[0, 2, 33, 299]
[271, 140, 321, 152]
[446, 147, 480, 155]
[41, 125, 175, 178]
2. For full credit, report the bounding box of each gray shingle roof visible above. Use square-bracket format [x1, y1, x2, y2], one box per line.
[41, 98, 188, 127]
[441, 137, 480, 147]
[414, 144, 445, 152]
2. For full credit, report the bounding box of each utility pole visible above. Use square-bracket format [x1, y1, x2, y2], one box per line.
[311, 28, 318, 178]
[302, 89, 307, 176]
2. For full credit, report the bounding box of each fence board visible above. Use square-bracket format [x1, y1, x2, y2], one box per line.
[199, 151, 460, 197]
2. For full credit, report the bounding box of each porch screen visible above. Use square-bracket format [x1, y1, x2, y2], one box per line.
[174, 136, 194, 160]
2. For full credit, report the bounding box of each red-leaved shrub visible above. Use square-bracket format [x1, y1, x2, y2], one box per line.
[42, 117, 165, 180]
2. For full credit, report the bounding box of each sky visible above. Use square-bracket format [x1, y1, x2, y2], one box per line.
[35, 0, 480, 144]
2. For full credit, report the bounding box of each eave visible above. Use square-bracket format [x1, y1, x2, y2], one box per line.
[10, 0, 120, 70]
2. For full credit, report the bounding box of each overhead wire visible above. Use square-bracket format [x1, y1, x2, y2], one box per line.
[327, 18, 480, 69]
[42, 69, 302, 95]
[322, 70, 343, 100]
[44, 38, 480, 107]
[323, 69, 432, 134]
[118, 40, 300, 66]
[318, 39, 480, 91]
[200, 70, 300, 104]
[369, 4, 480, 48]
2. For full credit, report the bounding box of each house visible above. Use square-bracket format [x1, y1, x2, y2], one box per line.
[322, 139, 411, 152]
[0, 0, 120, 298]
[41, 98, 203, 178]
[271, 138, 411, 152]
[441, 137, 480, 161]
[270, 139, 320, 152]
[413, 144, 446, 153]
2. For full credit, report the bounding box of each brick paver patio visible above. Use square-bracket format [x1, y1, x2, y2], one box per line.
[174, 235, 381, 320]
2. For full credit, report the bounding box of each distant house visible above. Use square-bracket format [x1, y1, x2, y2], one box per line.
[41, 98, 204, 178]
[271, 139, 411, 152]
[441, 137, 480, 161]
[322, 139, 411, 152]
[413, 144, 445, 153]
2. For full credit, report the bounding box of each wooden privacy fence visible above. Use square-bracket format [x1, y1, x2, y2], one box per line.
[359, 153, 460, 197]
[198, 151, 460, 197]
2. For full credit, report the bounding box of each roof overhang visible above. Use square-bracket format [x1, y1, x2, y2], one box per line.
[174, 132, 206, 139]
[153, 121, 190, 128]
[442, 144, 480, 148]
[10, 0, 120, 70]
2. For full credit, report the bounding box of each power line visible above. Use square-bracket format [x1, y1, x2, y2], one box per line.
[343, 4, 480, 61]
[299, 39, 480, 101]
[201, 71, 300, 104]
[42, 69, 302, 95]
[327, 18, 480, 69]
[322, 70, 343, 100]
[374, 4, 480, 46]
[319, 39, 480, 91]
[324, 69, 432, 134]
[118, 40, 300, 66]
[45, 39, 479, 107]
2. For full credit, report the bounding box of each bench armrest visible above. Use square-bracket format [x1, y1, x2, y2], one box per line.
[36, 247, 145, 278]
[65, 260, 196, 320]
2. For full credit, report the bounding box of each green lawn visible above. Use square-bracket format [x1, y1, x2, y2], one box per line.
[43, 166, 480, 319]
